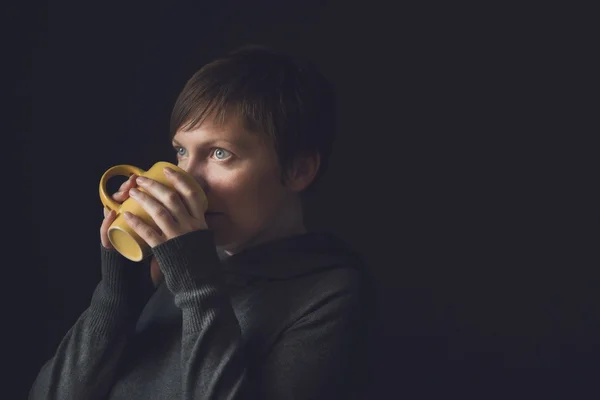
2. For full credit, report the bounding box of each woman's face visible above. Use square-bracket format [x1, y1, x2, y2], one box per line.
[172, 115, 293, 252]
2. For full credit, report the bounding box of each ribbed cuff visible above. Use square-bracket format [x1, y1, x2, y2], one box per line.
[152, 230, 230, 334]
[98, 245, 156, 315]
[99, 247, 131, 297]
[151, 229, 221, 294]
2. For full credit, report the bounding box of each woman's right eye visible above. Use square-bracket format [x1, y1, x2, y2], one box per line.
[174, 146, 187, 157]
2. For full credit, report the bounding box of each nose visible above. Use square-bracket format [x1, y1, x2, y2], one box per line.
[180, 164, 209, 194]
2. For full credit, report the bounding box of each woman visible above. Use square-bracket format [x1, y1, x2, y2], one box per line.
[30, 45, 375, 399]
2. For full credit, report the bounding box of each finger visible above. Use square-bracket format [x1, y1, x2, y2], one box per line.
[124, 174, 138, 190]
[134, 176, 190, 221]
[163, 167, 206, 219]
[123, 211, 164, 247]
[100, 209, 117, 248]
[128, 187, 179, 237]
[125, 173, 138, 186]
[113, 174, 138, 202]
[113, 190, 129, 203]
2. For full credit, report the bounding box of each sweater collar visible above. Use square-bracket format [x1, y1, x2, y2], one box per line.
[217, 231, 364, 280]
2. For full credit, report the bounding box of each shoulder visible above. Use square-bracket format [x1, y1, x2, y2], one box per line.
[292, 231, 373, 300]
[291, 257, 373, 321]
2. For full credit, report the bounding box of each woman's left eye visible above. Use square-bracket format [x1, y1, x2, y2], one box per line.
[211, 148, 232, 161]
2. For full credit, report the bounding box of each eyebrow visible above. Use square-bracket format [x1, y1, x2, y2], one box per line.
[171, 138, 244, 150]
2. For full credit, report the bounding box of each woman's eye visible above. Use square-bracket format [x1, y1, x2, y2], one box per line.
[212, 148, 232, 161]
[175, 146, 187, 157]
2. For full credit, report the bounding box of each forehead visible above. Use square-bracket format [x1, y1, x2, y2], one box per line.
[173, 114, 267, 149]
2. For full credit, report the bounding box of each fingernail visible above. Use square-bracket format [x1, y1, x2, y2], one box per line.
[129, 188, 139, 196]
[164, 167, 174, 175]
[136, 176, 147, 184]
[124, 211, 133, 219]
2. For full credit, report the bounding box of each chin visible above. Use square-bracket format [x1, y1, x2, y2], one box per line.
[209, 226, 235, 248]
[212, 229, 254, 255]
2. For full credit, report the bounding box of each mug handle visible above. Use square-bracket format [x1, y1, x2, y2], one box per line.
[99, 164, 145, 212]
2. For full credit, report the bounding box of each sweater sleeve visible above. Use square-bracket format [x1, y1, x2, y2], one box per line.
[152, 229, 252, 399]
[29, 245, 156, 400]
[151, 229, 369, 400]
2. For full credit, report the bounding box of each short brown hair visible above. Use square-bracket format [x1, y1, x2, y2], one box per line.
[169, 45, 336, 193]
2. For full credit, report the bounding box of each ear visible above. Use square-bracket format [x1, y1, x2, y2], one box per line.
[284, 152, 321, 192]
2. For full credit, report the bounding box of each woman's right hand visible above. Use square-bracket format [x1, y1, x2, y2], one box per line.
[101, 174, 138, 249]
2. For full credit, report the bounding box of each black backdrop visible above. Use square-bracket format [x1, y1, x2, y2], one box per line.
[6, 1, 595, 399]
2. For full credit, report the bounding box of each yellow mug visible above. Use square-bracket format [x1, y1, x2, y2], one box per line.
[99, 161, 208, 262]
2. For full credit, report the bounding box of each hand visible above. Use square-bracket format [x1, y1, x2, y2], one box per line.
[124, 167, 208, 248]
[100, 174, 138, 249]
[100, 173, 164, 287]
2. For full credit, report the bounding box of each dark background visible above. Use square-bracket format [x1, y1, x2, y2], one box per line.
[6, 0, 594, 399]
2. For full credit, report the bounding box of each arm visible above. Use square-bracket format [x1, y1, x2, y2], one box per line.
[29, 246, 156, 400]
[153, 229, 369, 400]
[152, 230, 252, 399]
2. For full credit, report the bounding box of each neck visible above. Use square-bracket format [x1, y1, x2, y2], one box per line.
[220, 195, 306, 257]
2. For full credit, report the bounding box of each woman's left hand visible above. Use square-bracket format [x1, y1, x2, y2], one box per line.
[124, 167, 208, 248]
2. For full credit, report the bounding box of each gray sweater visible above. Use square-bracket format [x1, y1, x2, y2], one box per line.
[29, 229, 373, 399]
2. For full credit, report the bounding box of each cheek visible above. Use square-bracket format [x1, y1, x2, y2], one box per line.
[204, 169, 254, 207]
[208, 167, 283, 213]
